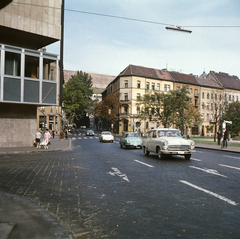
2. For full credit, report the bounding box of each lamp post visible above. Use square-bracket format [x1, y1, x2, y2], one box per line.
[182, 90, 185, 136]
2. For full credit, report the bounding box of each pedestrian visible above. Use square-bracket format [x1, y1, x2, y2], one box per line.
[59, 130, 64, 140]
[52, 129, 55, 139]
[35, 129, 42, 148]
[217, 129, 222, 145]
[223, 129, 228, 148]
[65, 130, 68, 140]
[44, 129, 51, 144]
[187, 130, 190, 139]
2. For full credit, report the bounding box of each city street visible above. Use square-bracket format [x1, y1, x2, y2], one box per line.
[0, 132, 240, 238]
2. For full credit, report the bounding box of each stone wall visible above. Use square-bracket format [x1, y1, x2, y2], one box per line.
[0, 103, 37, 147]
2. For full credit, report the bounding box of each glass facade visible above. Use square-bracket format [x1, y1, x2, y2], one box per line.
[0, 44, 58, 105]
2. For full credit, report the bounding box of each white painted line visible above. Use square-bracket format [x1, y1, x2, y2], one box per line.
[191, 158, 201, 161]
[113, 141, 119, 144]
[78, 137, 82, 139]
[107, 167, 130, 182]
[134, 160, 154, 168]
[219, 164, 240, 171]
[179, 180, 238, 206]
[223, 155, 240, 160]
[189, 166, 227, 178]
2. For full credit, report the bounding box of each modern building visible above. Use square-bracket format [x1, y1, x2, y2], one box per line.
[0, 0, 62, 147]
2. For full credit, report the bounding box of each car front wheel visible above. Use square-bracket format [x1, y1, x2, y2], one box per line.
[185, 154, 191, 160]
[143, 146, 149, 156]
[157, 147, 163, 159]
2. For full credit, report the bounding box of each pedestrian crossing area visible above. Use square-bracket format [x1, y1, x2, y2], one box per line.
[71, 136, 99, 140]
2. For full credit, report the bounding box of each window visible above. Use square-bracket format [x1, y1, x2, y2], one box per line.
[164, 84, 170, 91]
[211, 93, 213, 99]
[125, 80, 128, 88]
[5, 52, 21, 76]
[145, 107, 149, 115]
[43, 58, 56, 81]
[177, 86, 180, 91]
[237, 96, 239, 101]
[202, 103, 205, 109]
[136, 107, 140, 114]
[219, 94, 222, 100]
[207, 93, 209, 99]
[146, 82, 149, 90]
[215, 94, 217, 100]
[233, 95, 235, 101]
[202, 92, 205, 98]
[157, 83, 160, 91]
[124, 93, 128, 100]
[211, 103, 213, 110]
[146, 122, 149, 129]
[124, 106, 128, 114]
[189, 98, 192, 103]
[25, 55, 39, 78]
[195, 89, 198, 96]
[152, 83, 155, 90]
[229, 95, 231, 101]
[137, 93, 141, 101]
[202, 113, 204, 120]
[137, 81, 141, 88]
[207, 103, 209, 110]
[189, 88, 192, 94]
[207, 113, 209, 120]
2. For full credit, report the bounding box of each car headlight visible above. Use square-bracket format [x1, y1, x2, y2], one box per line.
[163, 141, 168, 150]
[190, 141, 195, 149]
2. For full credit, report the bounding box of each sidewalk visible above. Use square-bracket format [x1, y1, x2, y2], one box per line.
[0, 135, 72, 155]
[195, 142, 240, 153]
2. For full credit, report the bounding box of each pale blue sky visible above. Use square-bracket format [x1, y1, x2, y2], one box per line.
[48, 0, 240, 77]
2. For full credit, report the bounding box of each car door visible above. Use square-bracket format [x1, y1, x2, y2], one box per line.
[142, 131, 151, 149]
[148, 130, 158, 152]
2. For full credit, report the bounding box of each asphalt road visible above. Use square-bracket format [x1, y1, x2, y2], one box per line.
[0, 132, 239, 238]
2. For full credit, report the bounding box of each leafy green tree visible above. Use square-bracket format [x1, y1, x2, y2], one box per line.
[137, 87, 202, 133]
[63, 71, 94, 122]
[223, 101, 240, 135]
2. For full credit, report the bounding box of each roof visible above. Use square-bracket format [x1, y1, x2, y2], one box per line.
[168, 71, 199, 85]
[119, 64, 172, 80]
[195, 76, 223, 89]
[209, 71, 240, 90]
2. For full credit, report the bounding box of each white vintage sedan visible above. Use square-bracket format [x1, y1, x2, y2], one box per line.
[99, 131, 114, 143]
[142, 128, 195, 160]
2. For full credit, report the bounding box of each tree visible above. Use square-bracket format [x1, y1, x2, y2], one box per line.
[137, 88, 202, 133]
[223, 101, 240, 135]
[62, 71, 94, 122]
[94, 92, 120, 123]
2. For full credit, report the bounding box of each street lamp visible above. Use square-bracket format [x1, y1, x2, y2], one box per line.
[165, 26, 192, 34]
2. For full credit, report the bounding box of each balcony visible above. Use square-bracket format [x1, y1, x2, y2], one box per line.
[120, 99, 131, 104]
[194, 94, 199, 98]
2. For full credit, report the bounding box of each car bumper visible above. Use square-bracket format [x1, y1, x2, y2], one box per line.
[161, 150, 196, 155]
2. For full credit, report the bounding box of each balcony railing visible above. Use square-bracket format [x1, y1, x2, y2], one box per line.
[120, 99, 131, 104]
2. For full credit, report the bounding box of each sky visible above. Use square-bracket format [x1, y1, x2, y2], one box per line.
[48, 0, 240, 77]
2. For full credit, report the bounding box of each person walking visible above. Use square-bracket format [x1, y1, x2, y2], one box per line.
[59, 130, 64, 140]
[44, 129, 51, 144]
[52, 129, 55, 139]
[35, 129, 42, 148]
[217, 129, 222, 146]
[223, 129, 228, 148]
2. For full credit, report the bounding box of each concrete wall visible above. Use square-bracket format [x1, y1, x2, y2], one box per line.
[0, 103, 37, 147]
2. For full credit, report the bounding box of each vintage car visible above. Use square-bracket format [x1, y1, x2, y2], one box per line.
[119, 132, 142, 149]
[86, 130, 94, 136]
[99, 131, 114, 142]
[142, 128, 195, 160]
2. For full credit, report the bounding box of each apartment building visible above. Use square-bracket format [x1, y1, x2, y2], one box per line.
[104, 65, 240, 136]
[0, 0, 62, 147]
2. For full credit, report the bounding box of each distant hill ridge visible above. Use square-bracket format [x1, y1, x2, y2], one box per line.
[64, 70, 116, 89]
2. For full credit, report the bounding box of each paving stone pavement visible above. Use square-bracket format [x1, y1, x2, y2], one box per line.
[0, 151, 91, 238]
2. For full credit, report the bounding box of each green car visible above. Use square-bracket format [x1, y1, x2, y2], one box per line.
[119, 132, 142, 149]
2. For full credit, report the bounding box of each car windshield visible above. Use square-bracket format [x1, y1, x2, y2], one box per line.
[157, 130, 181, 137]
[102, 132, 111, 135]
[125, 132, 139, 138]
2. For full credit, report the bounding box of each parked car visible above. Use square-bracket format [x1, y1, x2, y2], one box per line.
[142, 128, 195, 160]
[86, 130, 94, 136]
[120, 132, 142, 149]
[99, 131, 114, 142]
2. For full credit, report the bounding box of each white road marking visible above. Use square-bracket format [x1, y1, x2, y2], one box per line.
[179, 180, 238, 206]
[78, 137, 82, 139]
[107, 167, 130, 183]
[189, 166, 227, 178]
[191, 158, 201, 161]
[134, 160, 154, 168]
[223, 155, 240, 160]
[219, 164, 240, 171]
